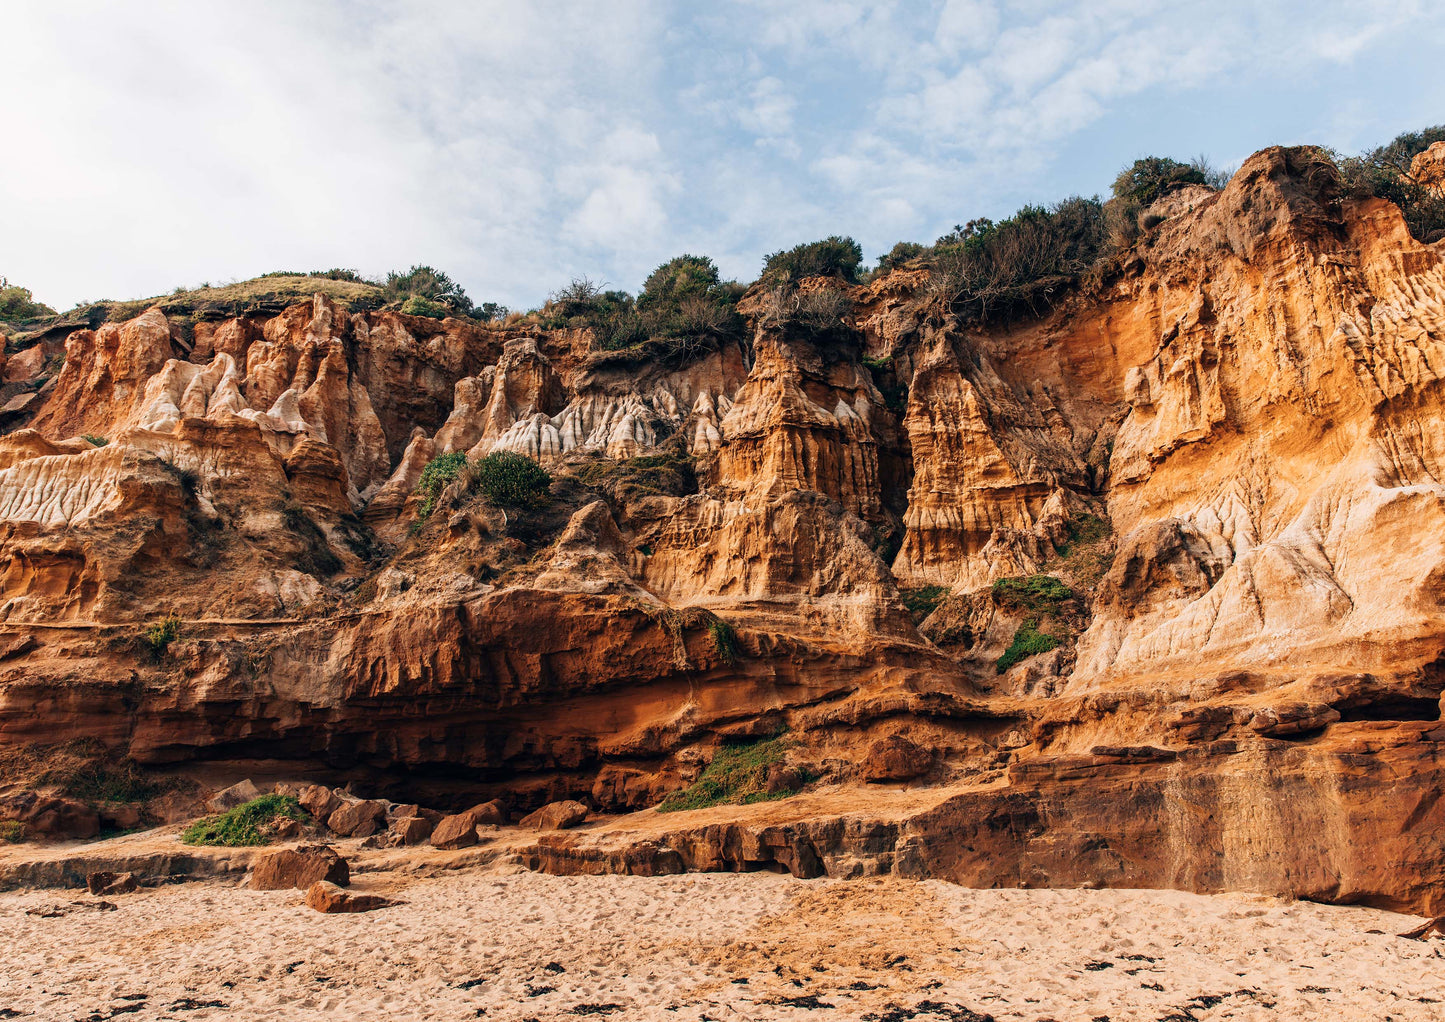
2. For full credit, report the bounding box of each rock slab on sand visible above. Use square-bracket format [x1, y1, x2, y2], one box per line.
[519, 800, 588, 831]
[327, 799, 387, 838]
[250, 845, 349, 891]
[304, 880, 393, 914]
[430, 810, 482, 850]
[85, 871, 138, 896]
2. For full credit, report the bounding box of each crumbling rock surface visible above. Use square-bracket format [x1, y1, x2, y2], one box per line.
[3, 146, 1445, 909]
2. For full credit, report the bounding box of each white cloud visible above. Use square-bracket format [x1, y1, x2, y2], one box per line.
[1, 0, 1442, 311]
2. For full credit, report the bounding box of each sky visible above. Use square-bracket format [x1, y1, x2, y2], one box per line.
[5, 1, 1444, 313]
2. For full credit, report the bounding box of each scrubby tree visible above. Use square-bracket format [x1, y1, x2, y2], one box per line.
[1111, 157, 1209, 206]
[384, 265, 474, 317]
[1337, 125, 1445, 242]
[0, 278, 56, 324]
[760, 236, 864, 285]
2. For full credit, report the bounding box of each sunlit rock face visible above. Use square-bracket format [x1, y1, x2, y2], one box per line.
[3, 145, 1445, 911]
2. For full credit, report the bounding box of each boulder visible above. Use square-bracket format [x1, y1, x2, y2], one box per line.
[249, 844, 349, 891]
[207, 779, 262, 811]
[85, 871, 138, 896]
[863, 735, 932, 783]
[391, 815, 433, 846]
[429, 811, 481, 850]
[298, 784, 342, 822]
[386, 803, 420, 821]
[518, 800, 589, 831]
[305, 880, 393, 914]
[0, 794, 100, 841]
[469, 799, 508, 826]
[326, 799, 387, 837]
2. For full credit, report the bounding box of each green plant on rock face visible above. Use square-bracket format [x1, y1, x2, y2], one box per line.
[708, 618, 739, 665]
[996, 618, 1060, 673]
[80, 434, 108, 447]
[657, 735, 797, 813]
[990, 574, 1070, 612]
[415, 450, 468, 519]
[180, 794, 306, 847]
[470, 450, 551, 510]
[142, 614, 182, 657]
[0, 820, 25, 843]
[900, 585, 949, 624]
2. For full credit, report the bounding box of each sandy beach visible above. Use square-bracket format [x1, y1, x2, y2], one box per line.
[2, 866, 1442, 1021]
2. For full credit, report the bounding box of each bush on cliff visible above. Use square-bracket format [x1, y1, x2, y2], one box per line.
[931, 198, 1108, 323]
[657, 735, 798, 813]
[996, 618, 1060, 673]
[760, 236, 864, 286]
[468, 450, 551, 510]
[0, 277, 56, 325]
[416, 451, 468, 519]
[142, 614, 182, 657]
[550, 257, 745, 362]
[1110, 156, 1211, 206]
[181, 794, 306, 846]
[1337, 125, 1445, 242]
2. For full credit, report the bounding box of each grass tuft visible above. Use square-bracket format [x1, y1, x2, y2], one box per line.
[0, 820, 25, 843]
[657, 735, 797, 813]
[142, 614, 182, 657]
[180, 794, 306, 847]
[708, 618, 739, 665]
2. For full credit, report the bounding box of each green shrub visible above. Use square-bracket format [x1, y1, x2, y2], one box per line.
[180, 794, 306, 846]
[874, 240, 927, 275]
[0, 278, 56, 324]
[991, 574, 1071, 612]
[708, 618, 739, 665]
[81, 434, 108, 447]
[996, 618, 1060, 673]
[761, 236, 864, 285]
[471, 450, 551, 510]
[384, 265, 474, 315]
[1111, 156, 1210, 206]
[555, 260, 745, 362]
[415, 451, 468, 519]
[657, 735, 796, 812]
[900, 585, 949, 624]
[0, 820, 24, 843]
[1337, 125, 1445, 242]
[932, 198, 1108, 323]
[143, 614, 182, 657]
[399, 295, 452, 319]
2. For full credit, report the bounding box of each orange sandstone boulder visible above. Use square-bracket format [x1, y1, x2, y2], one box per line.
[518, 800, 589, 831]
[304, 880, 392, 914]
[249, 845, 349, 891]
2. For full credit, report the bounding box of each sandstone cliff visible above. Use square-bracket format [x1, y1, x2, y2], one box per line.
[3, 146, 1445, 911]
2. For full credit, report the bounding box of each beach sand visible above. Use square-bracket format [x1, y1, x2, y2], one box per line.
[2, 865, 1442, 1021]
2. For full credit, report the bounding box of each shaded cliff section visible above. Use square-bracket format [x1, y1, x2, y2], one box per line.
[2, 146, 1445, 910]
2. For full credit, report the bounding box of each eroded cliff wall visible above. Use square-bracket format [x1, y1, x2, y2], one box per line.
[3, 146, 1444, 909]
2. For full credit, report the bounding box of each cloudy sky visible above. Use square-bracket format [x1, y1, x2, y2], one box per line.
[5, 1, 1443, 312]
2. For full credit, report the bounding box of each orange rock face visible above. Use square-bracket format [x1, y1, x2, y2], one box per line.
[2, 146, 1445, 909]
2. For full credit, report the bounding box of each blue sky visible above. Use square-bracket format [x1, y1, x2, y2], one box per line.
[5, 1, 1443, 312]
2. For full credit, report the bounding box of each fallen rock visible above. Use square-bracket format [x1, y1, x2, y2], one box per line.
[298, 784, 342, 822]
[249, 844, 349, 891]
[85, 871, 138, 896]
[765, 763, 804, 794]
[863, 735, 932, 782]
[271, 817, 301, 839]
[518, 800, 589, 831]
[391, 815, 434, 846]
[305, 880, 393, 914]
[469, 799, 508, 826]
[207, 779, 262, 811]
[326, 799, 387, 838]
[430, 810, 482, 850]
